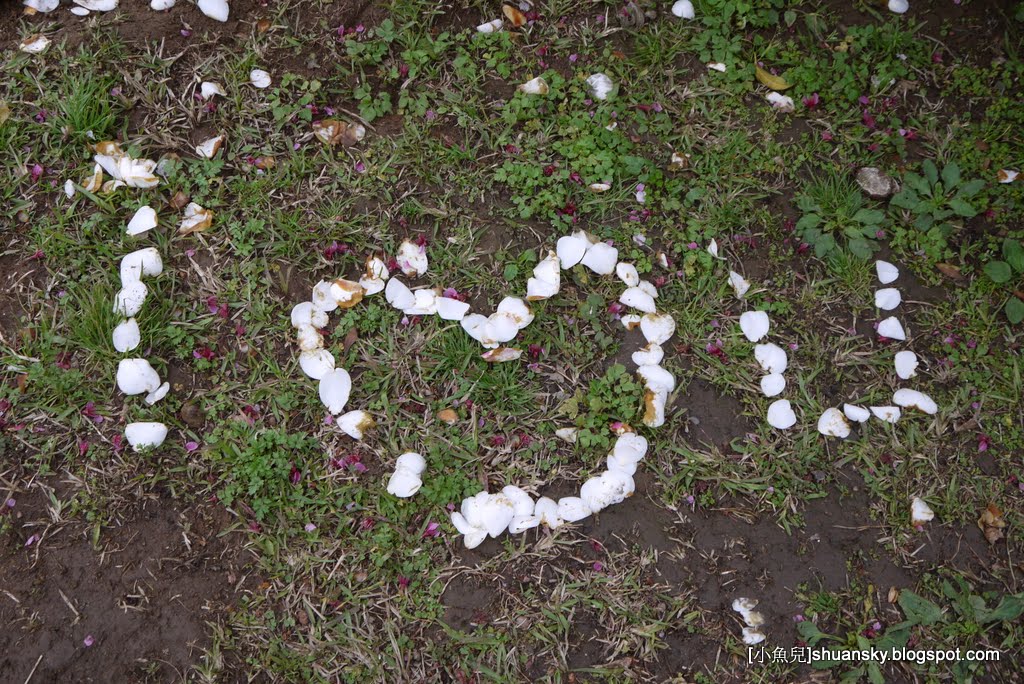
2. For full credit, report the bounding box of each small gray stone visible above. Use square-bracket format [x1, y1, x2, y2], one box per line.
[856, 167, 899, 198]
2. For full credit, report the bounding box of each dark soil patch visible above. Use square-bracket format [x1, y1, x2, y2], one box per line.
[0, 486, 247, 683]
[680, 378, 751, 450]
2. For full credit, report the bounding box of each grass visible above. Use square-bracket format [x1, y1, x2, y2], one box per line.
[1, 0, 1023, 682]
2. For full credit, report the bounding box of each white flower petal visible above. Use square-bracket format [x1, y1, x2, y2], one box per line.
[112, 318, 141, 353]
[555, 427, 578, 444]
[875, 260, 899, 284]
[534, 497, 563, 528]
[518, 76, 549, 95]
[870, 406, 901, 423]
[557, 496, 592, 523]
[894, 351, 918, 380]
[436, 296, 470, 321]
[767, 399, 796, 429]
[117, 358, 162, 395]
[640, 313, 675, 344]
[585, 73, 615, 100]
[299, 349, 335, 380]
[318, 369, 352, 414]
[619, 287, 656, 313]
[124, 422, 168, 451]
[878, 316, 907, 341]
[113, 281, 148, 317]
[616, 262, 640, 288]
[631, 343, 664, 367]
[384, 278, 416, 311]
[396, 452, 426, 474]
[893, 388, 937, 415]
[875, 288, 902, 311]
[336, 410, 374, 440]
[817, 407, 851, 438]
[197, 0, 229, 21]
[386, 469, 422, 498]
[199, 81, 224, 99]
[765, 92, 794, 113]
[580, 241, 618, 275]
[671, 0, 695, 18]
[397, 239, 428, 277]
[250, 69, 271, 89]
[556, 232, 589, 268]
[910, 497, 934, 525]
[119, 247, 163, 284]
[754, 343, 788, 374]
[843, 404, 871, 423]
[126, 206, 157, 236]
[887, 0, 909, 14]
[760, 373, 785, 397]
[739, 311, 770, 342]
[728, 271, 750, 298]
[144, 381, 171, 406]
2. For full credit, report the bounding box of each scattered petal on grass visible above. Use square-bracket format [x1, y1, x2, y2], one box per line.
[767, 400, 796, 429]
[477, 18, 503, 33]
[125, 422, 168, 451]
[19, 34, 51, 54]
[518, 76, 549, 95]
[910, 497, 933, 525]
[997, 169, 1019, 183]
[875, 288, 902, 310]
[337, 410, 375, 440]
[197, 0, 229, 21]
[817, 408, 851, 438]
[179, 202, 214, 234]
[754, 343, 788, 374]
[877, 316, 907, 341]
[893, 388, 937, 415]
[250, 69, 271, 89]
[875, 260, 899, 284]
[870, 405, 902, 423]
[126, 206, 157, 236]
[843, 404, 871, 423]
[585, 73, 615, 100]
[760, 373, 785, 397]
[728, 271, 750, 298]
[671, 0, 695, 18]
[739, 311, 770, 342]
[894, 351, 918, 379]
[888, 0, 909, 14]
[765, 92, 794, 113]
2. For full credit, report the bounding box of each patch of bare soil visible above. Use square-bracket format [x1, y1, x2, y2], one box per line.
[0, 485, 248, 683]
[442, 470, 1011, 681]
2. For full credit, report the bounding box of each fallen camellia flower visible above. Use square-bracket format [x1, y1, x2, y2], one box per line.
[877, 316, 907, 341]
[387, 452, 426, 499]
[817, 407, 851, 438]
[640, 313, 675, 344]
[179, 202, 213, 234]
[337, 410, 374, 440]
[754, 343, 788, 374]
[728, 271, 750, 298]
[671, 0, 695, 18]
[606, 432, 648, 476]
[291, 301, 328, 329]
[358, 256, 390, 295]
[19, 34, 51, 54]
[586, 73, 616, 101]
[250, 69, 271, 89]
[581, 470, 635, 513]
[875, 260, 899, 284]
[765, 92, 794, 113]
[894, 350, 918, 379]
[767, 399, 796, 429]
[739, 310, 770, 342]
[126, 206, 157, 236]
[116, 359, 169, 404]
[843, 404, 870, 423]
[476, 18, 503, 33]
[195, 134, 225, 159]
[329, 278, 364, 309]
[481, 347, 522, 363]
[731, 598, 766, 645]
[319, 368, 352, 414]
[93, 142, 160, 189]
[910, 497, 933, 526]
[397, 238, 428, 277]
[198, 0, 228, 21]
[870, 405, 901, 423]
[875, 288, 901, 311]
[125, 422, 168, 451]
[892, 388, 937, 415]
[760, 373, 785, 397]
[526, 250, 561, 300]
[518, 76, 549, 95]
[112, 318, 141, 353]
[313, 119, 366, 146]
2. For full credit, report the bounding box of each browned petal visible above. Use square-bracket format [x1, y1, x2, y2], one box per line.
[437, 408, 459, 425]
[502, 4, 527, 27]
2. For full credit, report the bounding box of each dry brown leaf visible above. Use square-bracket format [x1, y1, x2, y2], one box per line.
[936, 263, 964, 281]
[313, 119, 366, 146]
[169, 190, 190, 211]
[755, 65, 792, 91]
[0, 100, 10, 126]
[256, 18, 271, 33]
[342, 327, 359, 352]
[502, 4, 527, 27]
[977, 503, 1006, 545]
